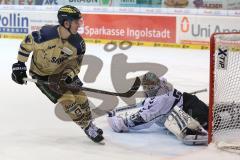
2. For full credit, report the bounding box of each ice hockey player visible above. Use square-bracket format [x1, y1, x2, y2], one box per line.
[11, 5, 104, 143]
[107, 72, 209, 145]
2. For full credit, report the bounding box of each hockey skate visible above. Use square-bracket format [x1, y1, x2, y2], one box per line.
[182, 127, 208, 145]
[84, 122, 104, 143]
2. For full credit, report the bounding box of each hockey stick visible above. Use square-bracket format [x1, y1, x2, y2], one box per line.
[115, 88, 208, 112]
[23, 77, 141, 98]
[189, 88, 207, 95]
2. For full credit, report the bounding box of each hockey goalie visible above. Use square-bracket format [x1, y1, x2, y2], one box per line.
[107, 72, 209, 145]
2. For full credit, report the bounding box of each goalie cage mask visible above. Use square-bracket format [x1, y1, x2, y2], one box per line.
[142, 72, 161, 97]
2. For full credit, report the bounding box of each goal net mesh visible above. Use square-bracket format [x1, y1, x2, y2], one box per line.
[210, 33, 240, 153]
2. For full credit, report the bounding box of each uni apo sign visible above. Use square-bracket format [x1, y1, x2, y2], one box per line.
[0, 13, 29, 34]
[179, 16, 240, 41]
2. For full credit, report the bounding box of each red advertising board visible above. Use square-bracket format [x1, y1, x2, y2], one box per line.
[82, 14, 176, 43]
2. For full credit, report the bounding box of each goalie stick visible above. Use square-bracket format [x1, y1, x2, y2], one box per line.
[115, 88, 208, 112]
[23, 77, 141, 98]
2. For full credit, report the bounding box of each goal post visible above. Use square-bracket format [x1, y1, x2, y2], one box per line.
[209, 32, 240, 153]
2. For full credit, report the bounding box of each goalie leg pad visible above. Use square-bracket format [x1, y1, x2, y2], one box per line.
[164, 108, 185, 139]
[164, 106, 207, 140]
[171, 106, 202, 130]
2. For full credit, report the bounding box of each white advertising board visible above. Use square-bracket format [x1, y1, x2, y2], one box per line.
[177, 15, 240, 45]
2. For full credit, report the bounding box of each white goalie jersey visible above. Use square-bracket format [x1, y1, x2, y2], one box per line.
[125, 88, 183, 130]
[107, 87, 184, 132]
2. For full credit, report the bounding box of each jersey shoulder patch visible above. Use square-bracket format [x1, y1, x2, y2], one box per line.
[32, 25, 59, 43]
[24, 34, 33, 44]
[68, 34, 86, 55]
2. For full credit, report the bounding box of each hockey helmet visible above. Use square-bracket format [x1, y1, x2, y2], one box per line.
[57, 5, 82, 26]
[141, 72, 160, 97]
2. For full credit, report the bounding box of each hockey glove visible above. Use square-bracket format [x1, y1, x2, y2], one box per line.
[59, 75, 83, 93]
[11, 61, 27, 85]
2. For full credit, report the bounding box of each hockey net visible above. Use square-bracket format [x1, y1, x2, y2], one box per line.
[209, 32, 240, 153]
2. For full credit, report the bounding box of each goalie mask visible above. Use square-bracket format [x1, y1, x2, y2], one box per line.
[142, 72, 174, 97]
[142, 72, 160, 97]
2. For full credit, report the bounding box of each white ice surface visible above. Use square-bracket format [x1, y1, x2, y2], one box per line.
[0, 39, 239, 160]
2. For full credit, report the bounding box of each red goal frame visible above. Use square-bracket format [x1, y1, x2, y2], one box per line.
[208, 32, 240, 144]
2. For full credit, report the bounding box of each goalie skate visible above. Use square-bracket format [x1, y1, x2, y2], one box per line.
[182, 127, 208, 145]
[182, 134, 208, 145]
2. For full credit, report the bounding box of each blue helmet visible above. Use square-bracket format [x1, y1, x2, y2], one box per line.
[57, 5, 82, 26]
